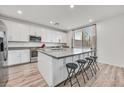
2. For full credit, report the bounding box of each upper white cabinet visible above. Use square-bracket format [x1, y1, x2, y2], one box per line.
[61, 32, 67, 43]
[29, 25, 42, 37]
[41, 28, 67, 43]
[54, 31, 67, 43]
[4, 20, 29, 42]
[3, 19, 67, 43]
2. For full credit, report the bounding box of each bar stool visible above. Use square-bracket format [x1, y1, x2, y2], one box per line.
[64, 63, 80, 87]
[76, 59, 89, 83]
[85, 57, 96, 76]
[90, 56, 100, 70]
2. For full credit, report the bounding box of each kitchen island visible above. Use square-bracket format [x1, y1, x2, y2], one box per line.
[37, 48, 95, 86]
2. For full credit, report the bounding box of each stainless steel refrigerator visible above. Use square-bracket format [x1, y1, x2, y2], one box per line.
[0, 20, 8, 87]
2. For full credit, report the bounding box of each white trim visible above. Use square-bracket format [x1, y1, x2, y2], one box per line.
[98, 60, 124, 68]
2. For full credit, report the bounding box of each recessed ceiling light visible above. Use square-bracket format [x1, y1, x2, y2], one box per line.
[17, 10, 22, 14]
[49, 21, 53, 24]
[70, 5, 74, 8]
[89, 19, 93, 23]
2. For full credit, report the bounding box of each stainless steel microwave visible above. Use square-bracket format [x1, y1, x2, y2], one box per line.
[29, 35, 41, 42]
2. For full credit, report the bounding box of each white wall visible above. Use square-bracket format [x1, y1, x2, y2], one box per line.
[97, 14, 124, 67]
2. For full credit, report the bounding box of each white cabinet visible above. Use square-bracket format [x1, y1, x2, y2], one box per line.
[3, 19, 67, 43]
[41, 30, 47, 42]
[55, 32, 62, 43]
[3, 20, 14, 41]
[3, 20, 29, 42]
[61, 33, 67, 43]
[40, 28, 67, 43]
[8, 50, 21, 66]
[54, 32, 67, 43]
[41, 29, 53, 42]
[29, 25, 42, 37]
[8, 49, 30, 66]
[20, 50, 30, 63]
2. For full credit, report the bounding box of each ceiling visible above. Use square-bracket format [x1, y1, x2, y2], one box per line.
[0, 5, 124, 31]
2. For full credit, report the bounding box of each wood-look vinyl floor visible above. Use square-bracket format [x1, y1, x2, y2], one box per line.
[6, 63, 48, 87]
[6, 62, 124, 87]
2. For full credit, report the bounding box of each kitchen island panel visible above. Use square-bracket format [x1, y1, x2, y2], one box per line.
[38, 52, 53, 86]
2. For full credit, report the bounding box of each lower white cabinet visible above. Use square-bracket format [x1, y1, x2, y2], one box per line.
[8, 49, 30, 66]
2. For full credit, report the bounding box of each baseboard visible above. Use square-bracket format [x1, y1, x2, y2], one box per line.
[98, 60, 124, 68]
[6, 61, 37, 67]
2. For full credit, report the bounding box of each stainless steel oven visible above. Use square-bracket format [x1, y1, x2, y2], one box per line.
[30, 48, 38, 62]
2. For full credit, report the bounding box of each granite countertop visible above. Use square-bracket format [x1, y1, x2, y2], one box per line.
[38, 48, 95, 59]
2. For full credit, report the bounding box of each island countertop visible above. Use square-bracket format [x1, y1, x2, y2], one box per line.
[38, 48, 95, 59]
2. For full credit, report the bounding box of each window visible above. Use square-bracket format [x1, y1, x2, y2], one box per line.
[74, 29, 83, 48]
[73, 25, 96, 49]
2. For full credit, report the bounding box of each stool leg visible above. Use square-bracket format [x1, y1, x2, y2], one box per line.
[74, 70, 80, 87]
[81, 64, 86, 83]
[94, 58, 100, 70]
[77, 63, 86, 83]
[95, 62, 100, 70]
[81, 69, 86, 83]
[89, 66, 94, 76]
[77, 64, 82, 75]
[83, 67, 89, 80]
[91, 63, 96, 75]
[69, 76, 73, 87]
[64, 68, 73, 86]
[93, 62, 97, 72]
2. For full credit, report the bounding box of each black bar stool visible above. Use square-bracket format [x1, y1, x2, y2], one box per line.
[90, 56, 100, 70]
[64, 63, 80, 87]
[85, 57, 96, 76]
[76, 59, 89, 83]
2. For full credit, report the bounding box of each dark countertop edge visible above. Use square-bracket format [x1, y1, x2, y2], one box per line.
[8, 46, 69, 50]
[8, 47, 41, 50]
[38, 50, 96, 59]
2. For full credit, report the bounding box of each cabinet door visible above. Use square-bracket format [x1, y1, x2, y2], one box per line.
[56, 32, 62, 43]
[8, 50, 30, 66]
[8, 51, 21, 66]
[35, 27, 42, 37]
[4, 20, 29, 41]
[41, 29, 46, 42]
[3, 20, 14, 41]
[20, 50, 30, 63]
[29, 25, 42, 36]
[41, 29, 51, 42]
[52, 31, 59, 43]
[61, 33, 67, 43]
[19, 24, 29, 41]
[13, 22, 29, 41]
